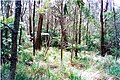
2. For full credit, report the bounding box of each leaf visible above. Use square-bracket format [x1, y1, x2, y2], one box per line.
[0, 16, 7, 23]
[6, 16, 14, 24]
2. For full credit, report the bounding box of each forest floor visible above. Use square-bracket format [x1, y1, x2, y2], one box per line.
[2, 47, 120, 80]
[20, 47, 120, 80]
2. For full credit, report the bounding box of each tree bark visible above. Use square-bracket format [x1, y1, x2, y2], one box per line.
[9, 1, 21, 80]
[60, 0, 64, 61]
[1, 29, 3, 49]
[75, 6, 78, 58]
[33, 0, 36, 56]
[29, 0, 32, 37]
[86, 0, 90, 46]
[100, 0, 105, 56]
[35, 13, 43, 50]
[46, 12, 49, 46]
[19, 27, 22, 46]
[79, 6, 82, 45]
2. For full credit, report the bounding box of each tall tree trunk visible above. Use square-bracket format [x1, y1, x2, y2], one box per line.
[33, 0, 35, 56]
[9, 1, 21, 80]
[79, 6, 82, 45]
[75, 6, 78, 58]
[29, 0, 32, 37]
[60, 0, 64, 61]
[71, 6, 76, 62]
[1, 29, 3, 49]
[86, 20, 89, 45]
[100, 0, 105, 56]
[86, 0, 90, 46]
[51, 14, 53, 29]
[35, 13, 43, 50]
[46, 12, 49, 46]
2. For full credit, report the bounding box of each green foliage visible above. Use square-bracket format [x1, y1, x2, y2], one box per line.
[77, 55, 91, 69]
[18, 52, 32, 63]
[15, 63, 33, 80]
[69, 71, 81, 80]
[107, 63, 120, 78]
[36, 0, 50, 13]
[19, 29, 32, 48]
[42, 28, 60, 47]
[73, 0, 84, 7]
[110, 47, 120, 56]
[1, 63, 10, 80]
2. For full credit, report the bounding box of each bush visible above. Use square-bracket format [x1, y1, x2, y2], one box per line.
[69, 72, 81, 80]
[1, 63, 10, 80]
[107, 63, 120, 78]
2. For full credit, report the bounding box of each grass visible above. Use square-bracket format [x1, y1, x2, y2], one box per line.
[2, 47, 120, 80]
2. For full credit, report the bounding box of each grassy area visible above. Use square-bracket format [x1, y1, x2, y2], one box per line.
[2, 47, 120, 80]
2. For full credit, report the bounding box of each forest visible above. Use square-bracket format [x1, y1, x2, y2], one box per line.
[1, 0, 120, 80]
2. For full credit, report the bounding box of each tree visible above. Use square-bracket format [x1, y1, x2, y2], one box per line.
[86, 0, 90, 46]
[100, 0, 105, 56]
[29, 0, 32, 38]
[60, 0, 64, 61]
[75, 5, 78, 58]
[78, 1, 83, 46]
[46, 12, 49, 46]
[9, 0, 21, 80]
[33, 0, 36, 56]
[35, 13, 43, 50]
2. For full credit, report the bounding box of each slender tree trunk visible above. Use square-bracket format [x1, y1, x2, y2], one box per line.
[79, 6, 82, 45]
[29, 0, 32, 37]
[51, 10, 53, 29]
[60, 19, 63, 61]
[33, 0, 35, 56]
[100, 0, 105, 56]
[46, 12, 49, 46]
[6, 3, 10, 18]
[71, 6, 76, 61]
[1, 29, 3, 49]
[86, 1, 90, 46]
[86, 20, 89, 45]
[35, 13, 43, 50]
[9, 1, 21, 80]
[75, 6, 78, 58]
[54, 16, 57, 32]
[19, 27, 22, 46]
[60, 0, 64, 61]
[71, 30, 74, 62]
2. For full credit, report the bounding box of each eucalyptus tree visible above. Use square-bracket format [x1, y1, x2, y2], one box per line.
[33, 0, 35, 55]
[100, 0, 105, 56]
[29, 0, 32, 38]
[9, 0, 21, 80]
[35, 0, 50, 51]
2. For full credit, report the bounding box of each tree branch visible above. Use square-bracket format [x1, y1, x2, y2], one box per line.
[1, 22, 14, 32]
